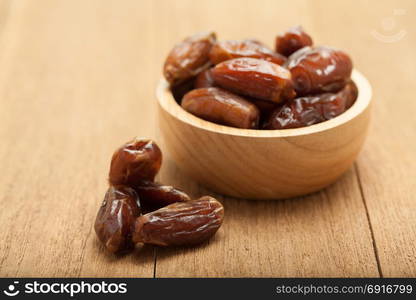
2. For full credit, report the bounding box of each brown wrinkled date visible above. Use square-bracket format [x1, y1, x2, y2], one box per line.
[194, 70, 277, 122]
[109, 138, 162, 187]
[133, 196, 224, 246]
[164, 32, 216, 86]
[209, 40, 286, 65]
[182, 87, 260, 129]
[286, 46, 353, 96]
[264, 94, 345, 129]
[211, 57, 296, 103]
[135, 181, 191, 213]
[194, 68, 215, 88]
[94, 185, 141, 253]
[264, 81, 359, 129]
[275, 26, 313, 57]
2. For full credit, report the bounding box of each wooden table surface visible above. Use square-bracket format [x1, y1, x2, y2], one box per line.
[0, 0, 415, 278]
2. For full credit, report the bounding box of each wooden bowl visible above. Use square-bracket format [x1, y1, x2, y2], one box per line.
[157, 70, 372, 199]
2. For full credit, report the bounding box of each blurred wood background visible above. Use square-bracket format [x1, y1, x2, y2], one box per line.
[0, 0, 415, 277]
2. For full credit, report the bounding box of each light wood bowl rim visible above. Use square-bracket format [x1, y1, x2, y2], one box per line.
[157, 69, 372, 138]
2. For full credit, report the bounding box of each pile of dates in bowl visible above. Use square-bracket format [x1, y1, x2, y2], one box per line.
[164, 26, 358, 130]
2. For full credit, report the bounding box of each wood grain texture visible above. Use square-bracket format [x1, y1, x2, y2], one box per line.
[306, 0, 416, 277]
[0, 0, 156, 277]
[155, 165, 378, 277]
[0, 0, 414, 277]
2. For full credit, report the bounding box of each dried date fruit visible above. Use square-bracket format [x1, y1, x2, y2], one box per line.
[182, 87, 260, 129]
[286, 46, 353, 96]
[194, 68, 216, 88]
[275, 26, 313, 56]
[264, 93, 344, 129]
[109, 138, 162, 187]
[194, 69, 278, 119]
[135, 181, 191, 213]
[94, 185, 141, 253]
[339, 80, 358, 109]
[251, 98, 278, 122]
[244, 38, 263, 45]
[211, 57, 296, 103]
[133, 196, 224, 246]
[209, 39, 286, 65]
[163, 32, 216, 86]
[265, 80, 358, 129]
